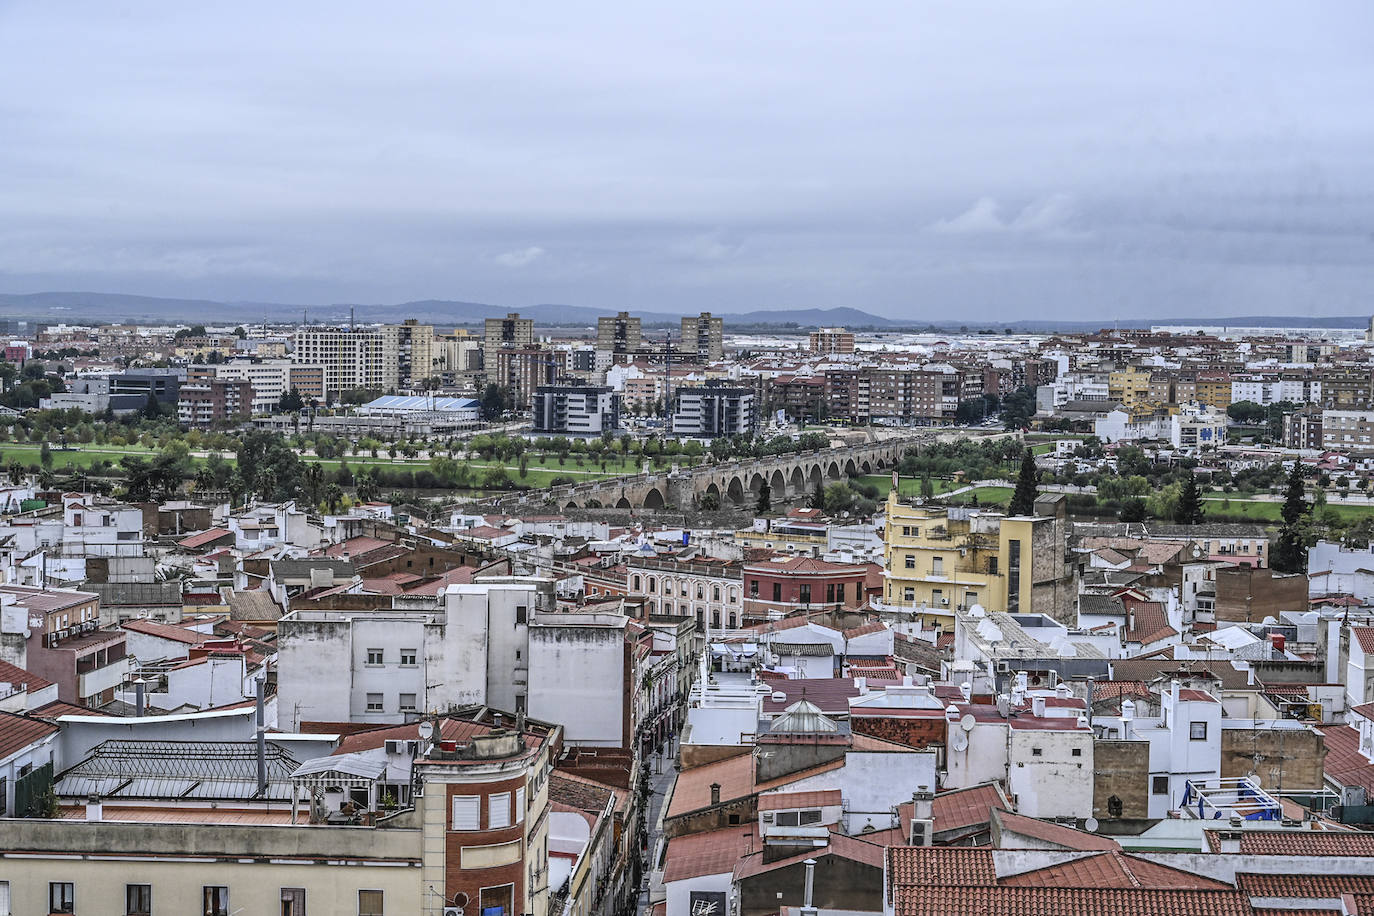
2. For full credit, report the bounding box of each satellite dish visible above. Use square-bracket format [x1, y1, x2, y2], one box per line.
[952, 734, 969, 752]
[1084, 816, 1100, 832]
[959, 714, 977, 732]
[1192, 544, 1203, 558]
[417, 721, 435, 740]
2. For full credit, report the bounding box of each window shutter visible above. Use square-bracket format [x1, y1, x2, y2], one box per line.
[489, 791, 512, 829]
[452, 795, 480, 830]
[515, 786, 526, 823]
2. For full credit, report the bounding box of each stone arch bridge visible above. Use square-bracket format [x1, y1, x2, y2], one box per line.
[478, 434, 936, 514]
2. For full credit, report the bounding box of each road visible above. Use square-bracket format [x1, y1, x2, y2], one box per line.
[638, 739, 679, 916]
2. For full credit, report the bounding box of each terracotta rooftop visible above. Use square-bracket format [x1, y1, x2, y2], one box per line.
[890, 886, 1249, 916]
[993, 809, 1120, 851]
[1001, 850, 1229, 890]
[662, 824, 758, 883]
[121, 618, 215, 644]
[666, 754, 845, 820]
[888, 846, 996, 887]
[734, 831, 885, 883]
[0, 658, 54, 692]
[1204, 828, 1374, 856]
[0, 709, 58, 761]
[176, 527, 231, 549]
[1354, 627, 1374, 655]
[757, 789, 842, 811]
[1237, 872, 1374, 896]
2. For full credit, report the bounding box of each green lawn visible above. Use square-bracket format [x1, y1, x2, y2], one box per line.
[945, 486, 1014, 506]
[0, 443, 156, 471]
[855, 474, 964, 497]
[1202, 497, 1374, 522]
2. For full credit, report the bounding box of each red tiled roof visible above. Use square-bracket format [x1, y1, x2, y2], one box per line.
[666, 754, 845, 820]
[176, 527, 231, 549]
[933, 783, 1006, 833]
[994, 809, 1119, 850]
[734, 831, 885, 882]
[1237, 873, 1374, 896]
[662, 825, 758, 883]
[1315, 725, 1372, 793]
[1350, 703, 1374, 722]
[1001, 851, 1228, 890]
[891, 886, 1248, 916]
[0, 710, 58, 760]
[888, 847, 996, 887]
[1353, 627, 1374, 655]
[1177, 688, 1219, 703]
[1251, 910, 1339, 916]
[0, 658, 54, 692]
[1092, 681, 1151, 701]
[33, 700, 112, 718]
[844, 621, 889, 639]
[121, 618, 214, 644]
[1204, 828, 1374, 856]
[758, 789, 842, 811]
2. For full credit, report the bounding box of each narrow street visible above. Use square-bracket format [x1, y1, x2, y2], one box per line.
[638, 739, 679, 916]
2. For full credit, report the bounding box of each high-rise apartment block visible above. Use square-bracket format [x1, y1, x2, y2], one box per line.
[808, 326, 855, 354]
[597, 311, 643, 357]
[483, 313, 535, 378]
[291, 321, 436, 399]
[680, 312, 724, 362]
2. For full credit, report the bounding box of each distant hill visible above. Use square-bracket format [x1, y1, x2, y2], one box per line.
[0, 291, 1363, 332]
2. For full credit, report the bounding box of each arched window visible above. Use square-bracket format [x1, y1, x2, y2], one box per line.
[696, 585, 704, 599]
[729, 588, 738, 604]
[711, 611, 721, 627]
[728, 612, 737, 628]
[632, 575, 641, 591]
[663, 578, 673, 595]
[649, 578, 657, 593]
[713, 586, 721, 602]
[696, 608, 704, 625]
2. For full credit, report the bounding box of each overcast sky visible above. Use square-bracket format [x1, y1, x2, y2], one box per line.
[1, 1, 1372, 320]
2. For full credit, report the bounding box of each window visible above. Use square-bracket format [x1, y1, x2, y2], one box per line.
[126, 884, 152, 916]
[728, 613, 737, 628]
[359, 889, 385, 916]
[649, 578, 657, 593]
[366, 693, 384, 712]
[633, 575, 641, 591]
[836, 583, 845, 604]
[729, 588, 738, 604]
[1007, 540, 1021, 612]
[50, 883, 74, 914]
[902, 526, 911, 536]
[1107, 795, 1124, 818]
[1031, 747, 1042, 757]
[799, 584, 811, 604]
[515, 605, 527, 625]
[516, 786, 526, 822]
[452, 795, 480, 830]
[489, 791, 512, 829]
[799, 809, 823, 826]
[932, 556, 944, 575]
[750, 580, 759, 597]
[366, 648, 384, 666]
[400, 649, 417, 667]
[826, 583, 836, 603]
[1190, 721, 1208, 741]
[203, 886, 230, 916]
[987, 556, 998, 576]
[281, 887, 306, 916]
[775, 811, 799, 826]
[399, 693, 417, 712]
[713, 586, 721, 601]
[712, 611, 721, 627]
[903, 588, 915, 601]
[772, 583, 782, 602]
[1071, 748, 1082, 757]
[1151, 775, 1169, 795]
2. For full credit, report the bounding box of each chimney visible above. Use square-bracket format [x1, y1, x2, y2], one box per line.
[912, 786, 934, 821]
[1217, 830, 1242, 854]
[1121, 699, 1135, 740]
[134, 680, 145, 717]
[801, 858, 818, 916]
[959, 681, 972, 703]
[710, 783, 721, 806]
[255, 676, 267, 795]
[855, 676, 868, 695]
[1085, 677, 1095, 730]
[516, 709, 526, 734]
[85, 793, 102, 821]
[1032, 695, 1046, 718]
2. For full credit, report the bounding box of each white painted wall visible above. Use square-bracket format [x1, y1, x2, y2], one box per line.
[1007, 728, 1094, 818]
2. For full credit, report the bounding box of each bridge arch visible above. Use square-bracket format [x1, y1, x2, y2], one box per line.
[789, 466, 805, 497]
[807, 465, 823, 490]
[643, 487, 666, 510]
[860, 460, 873, 474]
[844, 458, 858, 477]
[615, 496, 632, 509]
[726, 476, 746, 505]
[826, 461, 841, 481]
[703, 482, 722, 506]
[770, 469, 786, 498]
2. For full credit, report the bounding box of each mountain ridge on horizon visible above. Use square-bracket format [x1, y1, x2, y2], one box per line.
[0, 290, 1365, 332]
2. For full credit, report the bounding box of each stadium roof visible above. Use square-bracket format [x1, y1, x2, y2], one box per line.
[361, 395, 479, 413]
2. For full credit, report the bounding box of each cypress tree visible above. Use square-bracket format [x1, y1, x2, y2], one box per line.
[1008, 448, 1038, 516]
[1272, 461, 1310, 573]
[1173, 472, 1205, 525]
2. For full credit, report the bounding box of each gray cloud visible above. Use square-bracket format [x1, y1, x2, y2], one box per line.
[0, 1, 1371, 319]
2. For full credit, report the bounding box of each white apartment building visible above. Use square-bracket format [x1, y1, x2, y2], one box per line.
[276, 578, 633, 746]
[206, 360, 323, 413]
[1323, 410, 1374, 451]
[1170, 405, 1228, 450]
[291, 327, 385, 396]
[1231, 373, 1322, 405]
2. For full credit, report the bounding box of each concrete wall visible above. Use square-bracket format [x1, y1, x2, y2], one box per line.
[1092, 739, 1150, 820]
[1220, 726, 1325, 791]
[528, 621, 626, 747]
[737, 854, 883, 916]
[1008, 729, 1093, 819]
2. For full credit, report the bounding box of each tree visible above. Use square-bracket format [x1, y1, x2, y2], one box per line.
[823, 482, 855, 516]
[1226, 400, 1267, 425]
[278, 387, 305, 413]
[518, 453, 529, 479]
[1271, 462, 1311, 574]
[809, 480, 825, 509]
[1173, 472, 1205, 525]
[920, 476, 935, 499]
[755, 483, 771, 514]
[1008, 448, 1038, 516]
[1120, 496, 1148, 522]
[1000, 386, 1037, 430]
[236, 430, 306, 503]
[698, 491, 720, 511]
[39, 441, 51, 470]
[480, 384, 510, 421]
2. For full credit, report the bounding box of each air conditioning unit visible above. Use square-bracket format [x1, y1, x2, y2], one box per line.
[940, 598, 949, 606]
[996, 661, 1011, 673]
[384, 740, 403, 754]
[444, 908, 464, 916]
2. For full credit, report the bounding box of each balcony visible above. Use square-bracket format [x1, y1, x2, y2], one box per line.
[79, 657, 130, 699]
